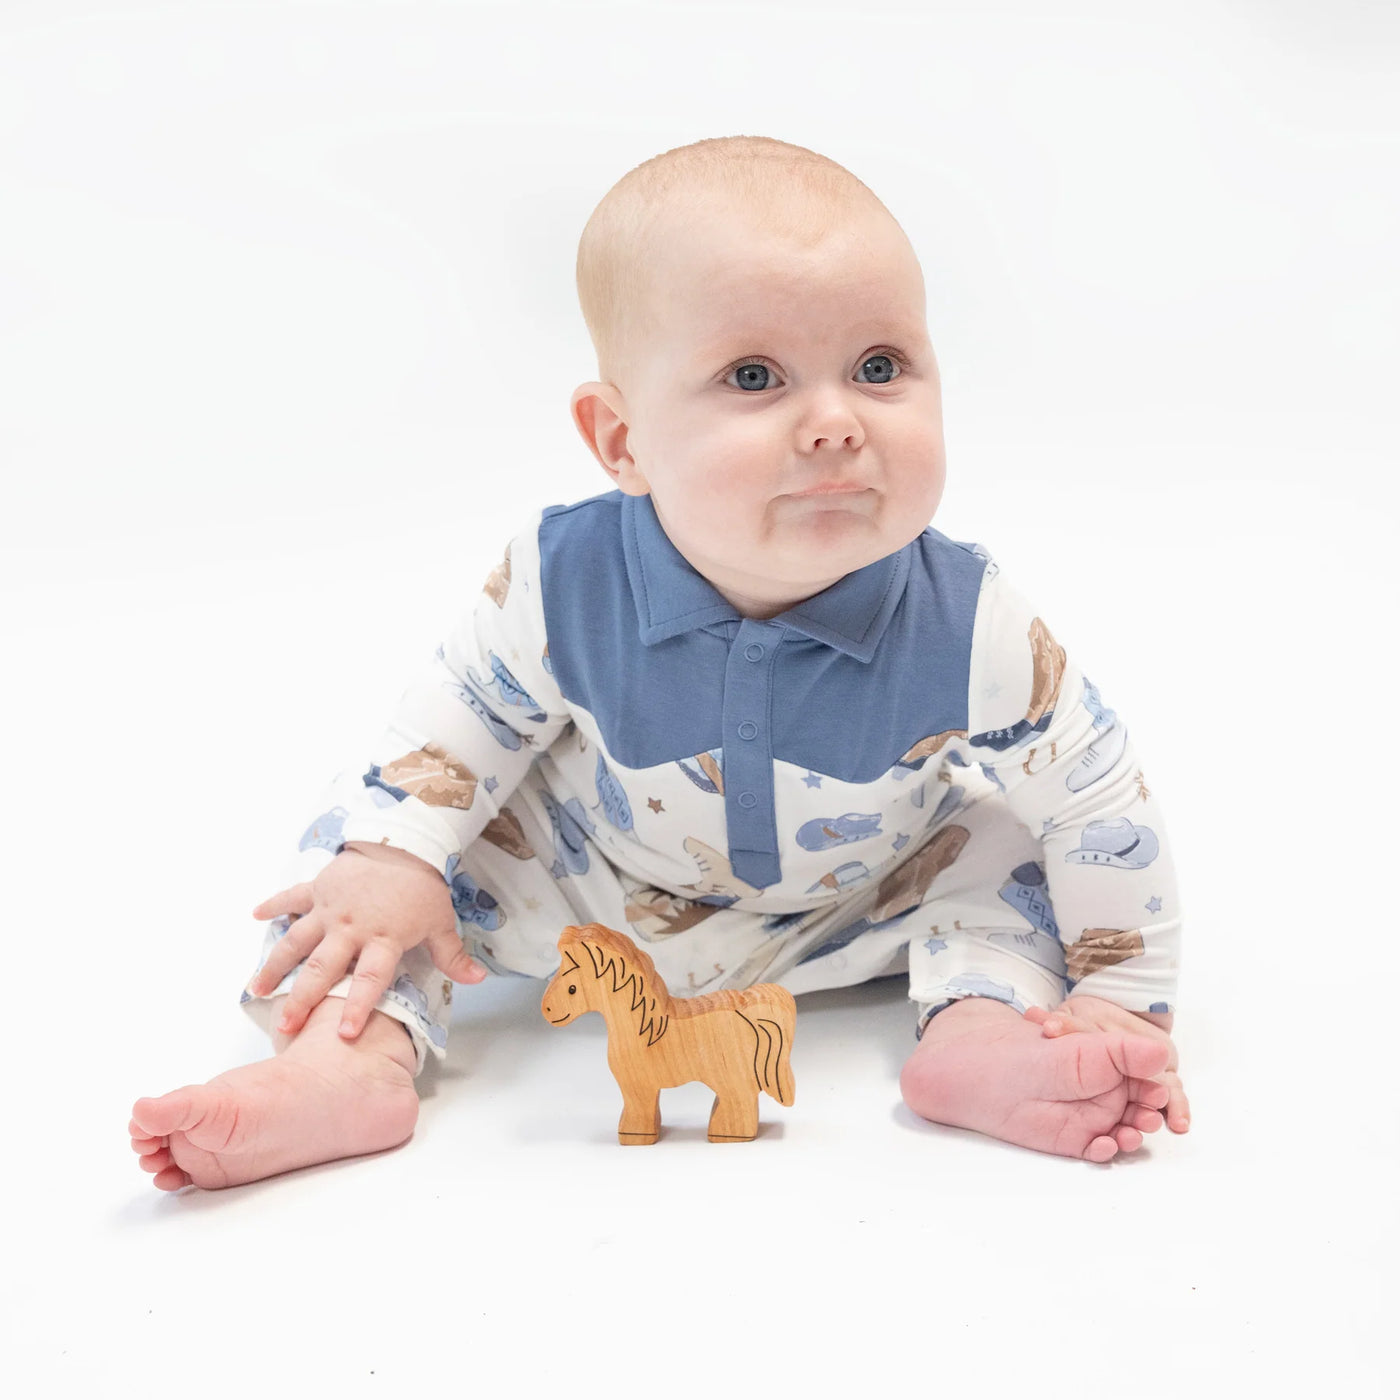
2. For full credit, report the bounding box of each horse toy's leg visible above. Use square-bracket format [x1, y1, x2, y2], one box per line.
[706, 1086, 760, 1143]
[617, 1084, 661, 1146]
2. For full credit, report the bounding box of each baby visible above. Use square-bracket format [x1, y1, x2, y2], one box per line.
[130, 135, 1189, 1190]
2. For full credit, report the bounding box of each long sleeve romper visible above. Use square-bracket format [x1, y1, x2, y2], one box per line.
[241, 489, 1182, 1075]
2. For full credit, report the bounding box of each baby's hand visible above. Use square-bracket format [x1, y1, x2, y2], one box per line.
[1024, 995, 1191, 1135]
[247, 842, 487, 1040]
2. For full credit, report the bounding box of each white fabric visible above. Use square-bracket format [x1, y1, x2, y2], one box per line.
[241, 509, 1181, 1075]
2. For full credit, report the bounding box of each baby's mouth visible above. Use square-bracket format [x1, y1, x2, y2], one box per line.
[786, 485, 874, 510]
[790, 480, 867, 497]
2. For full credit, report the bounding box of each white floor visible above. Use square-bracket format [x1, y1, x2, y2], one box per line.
[11, 484, 1395, 1396]
[4, 3, 1396, 1396]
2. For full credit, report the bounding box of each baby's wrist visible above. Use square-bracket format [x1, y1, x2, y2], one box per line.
[342, 840, 439, 876]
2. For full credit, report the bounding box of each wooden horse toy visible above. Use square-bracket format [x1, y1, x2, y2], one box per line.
[541, 922, 796, 1144]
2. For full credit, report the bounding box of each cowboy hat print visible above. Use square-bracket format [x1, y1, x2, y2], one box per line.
[1066, 817, 1159, 870]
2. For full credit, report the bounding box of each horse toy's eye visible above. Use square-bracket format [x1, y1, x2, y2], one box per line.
[568, 984, 577, 995]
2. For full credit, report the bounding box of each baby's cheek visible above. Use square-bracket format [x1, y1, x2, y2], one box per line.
[702, 485, 765, 544]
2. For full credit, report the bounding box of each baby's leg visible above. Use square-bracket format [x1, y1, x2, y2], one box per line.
[131, 765, 595, 1192]
[898, 793, 1173, 1160]
[131, 784, 451, 1191]
[129, 998, 419, 1191]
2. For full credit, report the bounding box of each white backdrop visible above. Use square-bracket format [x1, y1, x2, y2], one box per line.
[3, 1, 1396, 1394]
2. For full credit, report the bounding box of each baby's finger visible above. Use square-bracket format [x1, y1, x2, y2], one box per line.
[338, 939, 403, 1039]
[247, 911, 325, 996]
[276, 938, 353, 1035]
[1039, 1011, 1095, 1038]
[1156, 1071, 1191, 1133]
[426, 927, 489, 985]
[1023, 1006, 1081, 1034]
[251, 883, 314, 921]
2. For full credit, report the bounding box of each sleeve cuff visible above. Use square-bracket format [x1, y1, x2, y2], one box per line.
[338, 812, 458, 880]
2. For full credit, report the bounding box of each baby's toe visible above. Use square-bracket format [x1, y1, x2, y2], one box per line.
[152, 1162, 192, 1192]
[1116, 1034, 1172, 1082]
[1124, 1105, 1164, 1134]
[1085, 1135, 1119, 1163]
[131, 1092, 194, 1140]
[1113, 1124, 1144, 1153]
[138, 1146, 175, 1175]
[1128, 1079, 1170, 1111]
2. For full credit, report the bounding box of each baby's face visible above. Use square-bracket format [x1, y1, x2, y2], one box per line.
[583, 205, 946, 618]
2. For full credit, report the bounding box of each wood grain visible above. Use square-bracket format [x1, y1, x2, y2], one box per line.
[541, 923, 796, 1144]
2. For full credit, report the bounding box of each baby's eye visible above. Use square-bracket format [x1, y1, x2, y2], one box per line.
[727, 361, 778, 392]
[856, 352, 903, 385]
[722, 351, 907, 393]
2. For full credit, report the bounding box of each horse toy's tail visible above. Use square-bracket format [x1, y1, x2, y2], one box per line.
[736, 988, 797, 1107]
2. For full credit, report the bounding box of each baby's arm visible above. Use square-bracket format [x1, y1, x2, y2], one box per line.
[249, 512, 571, 1039]
[963, 558, 1183, 1017]
[960, 556, 1188, 1129]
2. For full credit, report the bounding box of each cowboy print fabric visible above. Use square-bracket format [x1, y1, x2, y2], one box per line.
[240, 490, 1180, 1073]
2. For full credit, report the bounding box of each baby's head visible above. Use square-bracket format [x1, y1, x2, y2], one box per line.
[570, 135, 946, 620]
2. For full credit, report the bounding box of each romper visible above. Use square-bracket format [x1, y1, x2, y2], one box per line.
[241, 490, 1181, 1076]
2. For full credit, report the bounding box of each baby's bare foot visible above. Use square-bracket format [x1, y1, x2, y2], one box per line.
[129, 1001, 419, 1191]
[900, 997, 1172, 1162]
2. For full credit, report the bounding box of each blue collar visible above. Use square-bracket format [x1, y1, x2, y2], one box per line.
[620, 491, 911, 663]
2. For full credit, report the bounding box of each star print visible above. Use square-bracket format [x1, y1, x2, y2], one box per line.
[982, 681, 1003, 700]
[549, 859, 565, 880]
[924, 935, 948, 955]
[1146, 895, 1163, 914]
[523, 896, 541, 912]
[647, 797, 664, 814]
[1042, 818, 1055, 834]
[892, 833, 910, 852]
[803, 772, 823, 788]
[484, 775, 499, 794]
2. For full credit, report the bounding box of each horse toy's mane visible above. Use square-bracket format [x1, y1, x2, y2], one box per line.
[559, 924, 774, 1041]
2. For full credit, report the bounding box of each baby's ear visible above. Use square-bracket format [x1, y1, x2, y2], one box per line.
[569, 381, 650, 495]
